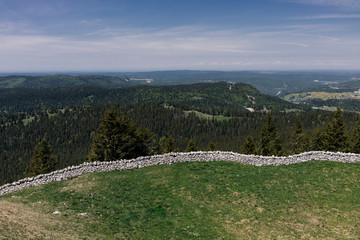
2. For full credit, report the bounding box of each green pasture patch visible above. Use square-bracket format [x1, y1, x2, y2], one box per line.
[1, 161, 359, 239]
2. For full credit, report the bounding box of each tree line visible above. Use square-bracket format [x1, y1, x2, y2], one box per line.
[2, 103, 358, 184]
[243, 107, 359, 156]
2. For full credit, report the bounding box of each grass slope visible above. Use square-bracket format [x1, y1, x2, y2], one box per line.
[1, 161, 359, 239]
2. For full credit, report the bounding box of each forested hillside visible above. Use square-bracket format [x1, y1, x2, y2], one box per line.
[1, 103, 359, 185]
[0, 82, 308, 113]
[0, 75, 134, 88]
[1, 75, 360, 186]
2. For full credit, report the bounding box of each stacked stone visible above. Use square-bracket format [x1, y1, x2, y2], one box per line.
[1, 151, 360, 196]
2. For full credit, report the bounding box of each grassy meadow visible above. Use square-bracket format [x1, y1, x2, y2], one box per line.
[0, 160, 359, 239]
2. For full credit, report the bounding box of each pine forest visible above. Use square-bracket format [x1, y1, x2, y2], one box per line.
[1, 78, 360, 185]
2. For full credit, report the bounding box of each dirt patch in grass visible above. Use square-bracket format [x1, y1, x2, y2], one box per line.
[145, 167, 172, 176]
[60, 174, 100, 194]
[223, 207, 360, 240]
[0, 200, 80, 239]
[0, 198, 107, 240]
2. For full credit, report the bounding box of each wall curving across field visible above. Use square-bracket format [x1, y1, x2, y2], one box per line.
[1, 151, 360, 196]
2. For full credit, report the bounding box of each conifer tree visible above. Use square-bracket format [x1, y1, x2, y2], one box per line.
[311, 128, 326, 151]
[88, 106, 151, 162]
[185, 139, 198, 152]
[242, 136, 256, 155]
[258, 113, 282, 156]
[322, 107, 348, 152]
[289, 119, 309, 154]
[28, 139, 57, 177]
[153, 136, 167, 154]
[206, 141, 216, 151]
[163, 136, 175, 153]
[351, 117, 360, 153]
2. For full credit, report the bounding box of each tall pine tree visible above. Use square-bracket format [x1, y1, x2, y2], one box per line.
[289, 119, 309, 154]
[258, 113, 282, 156]
[312, 128, 326, 151]
[242, 136, 256, 155]
[185, 139, 198, 152]
[322, 107, 348, 152]
[351, 116, 360, 153]
[206, 141, 216, 151]
[163, 136, 175, 153]
[28, 139, 57, 177]
[88, 106, 152, 162]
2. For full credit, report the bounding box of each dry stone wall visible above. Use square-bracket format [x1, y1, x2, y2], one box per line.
[1, 151, 360, 196]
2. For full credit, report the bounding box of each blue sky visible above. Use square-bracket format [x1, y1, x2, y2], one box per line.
[0, 0, 359, 72]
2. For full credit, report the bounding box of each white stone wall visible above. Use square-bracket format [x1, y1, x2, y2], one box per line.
[1, 151, 360, 196]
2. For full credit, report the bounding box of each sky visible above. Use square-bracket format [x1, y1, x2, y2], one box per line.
[0, 0, 359, 72]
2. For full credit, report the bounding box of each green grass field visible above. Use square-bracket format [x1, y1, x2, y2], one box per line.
[1, 161, 359, 239]
[184, 110, 233, 121]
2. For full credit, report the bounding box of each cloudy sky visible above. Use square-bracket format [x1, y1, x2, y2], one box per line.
[0, 0, 359, 72]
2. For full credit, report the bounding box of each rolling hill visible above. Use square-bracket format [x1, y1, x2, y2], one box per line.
[0, 81, 308, 113]
[0, 75, 137, 89]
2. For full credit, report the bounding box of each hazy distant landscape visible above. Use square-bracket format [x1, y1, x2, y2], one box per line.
[2, 70, 359, 95]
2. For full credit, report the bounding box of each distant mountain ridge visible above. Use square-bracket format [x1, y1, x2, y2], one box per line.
[0, 75, 138, 89]
[0, 81, 308, 113]
[1, 71, 357, 95]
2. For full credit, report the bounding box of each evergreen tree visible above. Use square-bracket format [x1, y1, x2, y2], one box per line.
[28, 139, 57, 177]
[88, 106, 151, 162]
[206, 141, 216, 151]
[258, 113, 282, 156]
[289, 119, 309, 154]
[163, 136, 175, 153]
[351, 116, 360, 153]
[322, 107, 348, 152]
[311, 128, 326, 151]
[185, 139, 198, 152]
[242, 136, 256, 155]
[153, 136, 167, 155]
[137, 126, 155, 153]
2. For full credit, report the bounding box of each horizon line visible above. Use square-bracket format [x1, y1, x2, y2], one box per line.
[1, 69, 360, 75]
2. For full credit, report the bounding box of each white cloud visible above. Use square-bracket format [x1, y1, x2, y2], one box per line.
[287, 0, 360, 9]
[0, 21, 38, 34]
[279, 42, 309, 48]
[0, 24, 359, 71]
[298, 14, 360, 19]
